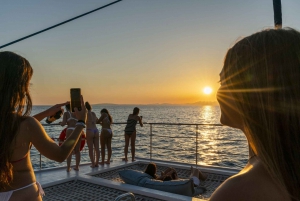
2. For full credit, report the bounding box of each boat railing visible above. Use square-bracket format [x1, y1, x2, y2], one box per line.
[33, 122, 244, 169]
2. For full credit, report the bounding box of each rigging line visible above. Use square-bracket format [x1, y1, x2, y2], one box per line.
[0, 0, 123, 49]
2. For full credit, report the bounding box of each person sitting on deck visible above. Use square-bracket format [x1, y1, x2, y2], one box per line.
[210, 28, 300, 201]
[0, 51, 87, 201]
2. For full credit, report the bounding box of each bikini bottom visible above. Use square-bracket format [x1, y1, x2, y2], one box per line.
[125, 131, 136, 136]
[86, 128, 99, 135]
[0, 182, 45, 201]
[101, 128, 112, 138]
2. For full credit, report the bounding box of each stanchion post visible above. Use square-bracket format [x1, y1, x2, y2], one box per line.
[196, 125, 198, 167]
[150, 124, 152, 161]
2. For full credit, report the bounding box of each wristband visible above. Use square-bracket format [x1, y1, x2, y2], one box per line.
[76, 122, 86, 128]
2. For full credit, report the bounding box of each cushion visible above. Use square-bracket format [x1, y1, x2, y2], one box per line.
[119, 169, 194, 196]
[119, 169, 152, 185]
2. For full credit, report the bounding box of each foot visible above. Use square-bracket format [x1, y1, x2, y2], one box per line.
[198, 171, 208, 181]
[99, 162, 105, 166]
[132, 159, 136, 162]
[94, 164, 99, 167]
[90, 165, 95, 168]
[66, 168, 71, 172]
[104, 160, 110, 164]
[73, 167, 79, 171]
[122, 158, 128, 162]
[190, 166, 194, 177]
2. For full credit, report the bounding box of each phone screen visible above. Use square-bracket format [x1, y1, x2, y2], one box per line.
[70, 88, 81, 112]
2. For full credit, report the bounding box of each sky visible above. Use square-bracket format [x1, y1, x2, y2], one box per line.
[1, 0, 300, 105]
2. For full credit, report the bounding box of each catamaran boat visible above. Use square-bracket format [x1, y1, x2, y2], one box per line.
[37, 123, 239, 201]
[1, 0, 284, 200]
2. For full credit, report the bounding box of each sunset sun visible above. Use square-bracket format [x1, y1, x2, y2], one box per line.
[203, 87, 212, 95]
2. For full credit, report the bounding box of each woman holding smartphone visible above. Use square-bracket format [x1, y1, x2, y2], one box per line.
[124, 107, 143, 162]
[0, 51, 87, 201]
[60, 104, 82, 171]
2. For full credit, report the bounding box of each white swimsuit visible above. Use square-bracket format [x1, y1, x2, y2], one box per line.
[66, 111, 77, 130]
[0, 182, 44, 201]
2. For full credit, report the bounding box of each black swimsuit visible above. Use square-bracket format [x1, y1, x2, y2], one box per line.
[124, 118, 137, 135]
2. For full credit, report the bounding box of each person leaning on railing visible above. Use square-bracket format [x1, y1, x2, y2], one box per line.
[0, 51, 87, 201]
[210, 28, 300, 201]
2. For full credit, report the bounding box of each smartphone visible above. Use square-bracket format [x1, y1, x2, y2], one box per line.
[70, 88, 81, 112]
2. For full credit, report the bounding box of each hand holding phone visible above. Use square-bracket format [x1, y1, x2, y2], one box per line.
[73, 95, 87, 123]
[70, 88, 81, 112]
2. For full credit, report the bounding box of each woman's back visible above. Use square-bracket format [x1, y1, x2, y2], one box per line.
[124, 114, 139, 133]
[86, 111, 97, 128]
[2, 116, 42, 200]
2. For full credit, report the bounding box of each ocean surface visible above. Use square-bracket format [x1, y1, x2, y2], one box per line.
[31, 105, 247, 170]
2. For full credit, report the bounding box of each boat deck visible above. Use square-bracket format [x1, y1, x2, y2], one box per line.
[35, 158, 239, 201]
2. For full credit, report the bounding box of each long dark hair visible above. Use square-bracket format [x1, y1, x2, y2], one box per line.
[145, 162, 157, 178]
[85, 102, 92, 111]
[0, 51, 33, 189]
[133, 107, 139, 115]
[101, 108, 112, 123]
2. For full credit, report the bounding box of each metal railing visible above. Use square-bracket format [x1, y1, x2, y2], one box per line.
[33, 122, 245, 169]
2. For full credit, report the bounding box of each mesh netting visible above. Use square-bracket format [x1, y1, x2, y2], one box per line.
[43, 180, 164, 201]
[92, 163, 229, 199]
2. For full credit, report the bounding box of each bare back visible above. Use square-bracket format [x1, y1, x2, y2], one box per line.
[86, 111, 98, 129]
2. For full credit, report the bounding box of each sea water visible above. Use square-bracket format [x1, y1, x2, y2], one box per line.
[31, 105, 247, 170]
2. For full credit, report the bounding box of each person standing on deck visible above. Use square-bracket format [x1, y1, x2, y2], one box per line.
[97, 108, 113, 165]
[60, 104, 82, 171]
[85, 102, 100, 168]
[123, 107, 143, 162]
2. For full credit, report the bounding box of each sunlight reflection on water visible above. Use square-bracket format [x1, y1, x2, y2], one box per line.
[31, 105, 247, 170]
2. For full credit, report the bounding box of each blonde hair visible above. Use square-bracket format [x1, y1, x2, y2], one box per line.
[221, 28, 300, 200]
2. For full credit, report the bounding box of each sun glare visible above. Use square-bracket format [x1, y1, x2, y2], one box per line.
[203, 87, 212, 95]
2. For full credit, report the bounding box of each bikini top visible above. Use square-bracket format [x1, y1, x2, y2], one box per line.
[67, 111, 77, 122]
[11, 152, 28, 163]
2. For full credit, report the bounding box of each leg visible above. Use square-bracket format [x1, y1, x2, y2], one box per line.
[124, 133, 130, 161]
[198, 169, 207, 181]
[66, 129, 73, 172]
[73, 136, 81, 171]
[94, 130, 100, 166]
[130, 131, 136, 161]
[105, 135, 112, 164]
[86, 130, 95, 167]
[99, 132, 106, 165]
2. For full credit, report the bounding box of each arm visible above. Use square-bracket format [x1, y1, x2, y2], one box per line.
[138, 116, 143, 127]
[96, 113, 104, 126]
[92, 112, 98, 123]
[29, 97, 86, 162]
[33, 102, 68, 122]
[60, 112, 68, 126]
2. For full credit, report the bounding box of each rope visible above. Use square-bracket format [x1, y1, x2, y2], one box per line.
[0, 0, 123, 49]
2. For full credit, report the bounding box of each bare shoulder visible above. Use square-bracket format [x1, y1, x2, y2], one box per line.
[210, 174, 250, 201]
[20, 116, 40, 128]
[210, 163, 289, 201]
[20, 116, 44, 135]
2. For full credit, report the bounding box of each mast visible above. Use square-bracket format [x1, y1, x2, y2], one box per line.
[273, 0, 282, 29]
